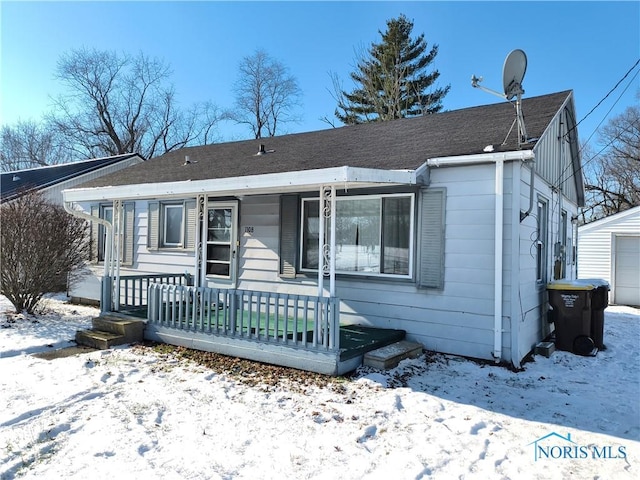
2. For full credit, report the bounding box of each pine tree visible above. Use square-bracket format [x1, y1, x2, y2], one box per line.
[335, 14, 450, 125]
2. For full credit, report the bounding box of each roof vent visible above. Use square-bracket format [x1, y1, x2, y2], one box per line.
[182, 155, 197, 166]
[12, 175, 20, 181]
[255, 144, 274, 156]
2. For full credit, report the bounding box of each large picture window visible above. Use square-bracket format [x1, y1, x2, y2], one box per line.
[301, 193, 414, 277]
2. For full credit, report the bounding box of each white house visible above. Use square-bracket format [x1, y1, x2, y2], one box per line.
[578, 206, 640, 306]
[62, 91, 585, 374]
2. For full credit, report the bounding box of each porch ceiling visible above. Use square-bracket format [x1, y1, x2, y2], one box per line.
[63, 164, 428, 202]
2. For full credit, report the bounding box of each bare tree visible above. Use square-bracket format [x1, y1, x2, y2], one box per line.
[581, 99, 640, 223]
[0, 120, 73, 172]
[49, 47, 222, 160]
[230, 49, 302, 139]
[0, 190, 89, 313]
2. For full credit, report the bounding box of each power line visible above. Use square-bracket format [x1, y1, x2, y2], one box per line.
[565, 57, 640, 140]
[553, 61, 640, 190]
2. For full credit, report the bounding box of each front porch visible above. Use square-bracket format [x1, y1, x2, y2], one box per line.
[85, 274, 408, 375]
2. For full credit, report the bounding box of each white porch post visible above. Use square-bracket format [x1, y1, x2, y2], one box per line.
[195, 194, 206, 288]
[318, 185, 336, 298]
[317, 186, 325, 297]
[113, 199, 123, 311]
[329, 186, 336, 297]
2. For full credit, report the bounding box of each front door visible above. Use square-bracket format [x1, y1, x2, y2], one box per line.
[203, 201, 238, 288]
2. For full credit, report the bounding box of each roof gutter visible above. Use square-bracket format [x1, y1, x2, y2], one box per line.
[62, 165, 422, 202]
[426, 150, 534, 167]
[428, 150, 534, 364]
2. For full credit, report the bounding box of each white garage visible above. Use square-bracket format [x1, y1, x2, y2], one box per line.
[578, 206, 640, 307]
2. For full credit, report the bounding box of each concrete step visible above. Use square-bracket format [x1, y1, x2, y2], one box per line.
[75, 329, 127, 350]
[92, 316, 145, 343]
[363, 340, 423, 370]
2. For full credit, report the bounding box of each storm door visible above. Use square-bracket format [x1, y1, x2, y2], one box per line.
[203, 202, 238, 287]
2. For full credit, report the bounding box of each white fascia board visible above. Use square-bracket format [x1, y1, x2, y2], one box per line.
[427, 150, 534, 167]
[63, 166, 420, 202]
[578, 205, 640, 233]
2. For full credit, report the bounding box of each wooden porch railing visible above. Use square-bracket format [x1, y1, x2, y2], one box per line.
[117, 273, 190, 311]
[147, 284, 340, 352]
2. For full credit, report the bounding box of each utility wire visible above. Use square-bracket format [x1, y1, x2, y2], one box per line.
[577, 67, 639, 157]
[565, 58, 640, 140]
[553, 61, 640, 190]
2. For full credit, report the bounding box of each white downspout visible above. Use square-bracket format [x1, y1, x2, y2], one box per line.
[63, 201, 114, 312]
[493, 158, 504, 362]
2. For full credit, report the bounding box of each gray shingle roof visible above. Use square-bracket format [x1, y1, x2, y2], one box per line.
[76, 91, 572, 189]
[1, 154, 141, 202]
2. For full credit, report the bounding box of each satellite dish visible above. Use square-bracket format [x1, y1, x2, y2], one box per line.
[471, 49, 529, 148]
[502, 49, 527, 100]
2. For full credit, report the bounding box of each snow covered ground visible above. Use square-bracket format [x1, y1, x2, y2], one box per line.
[0, 294, 638, 479]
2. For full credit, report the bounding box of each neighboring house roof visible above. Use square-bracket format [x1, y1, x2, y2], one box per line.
[75, 91, 573, 189]
[1, 154, 143, 203]
[578, 205, 640, 233]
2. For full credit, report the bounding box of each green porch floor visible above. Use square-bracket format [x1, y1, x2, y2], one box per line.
[119, 307, 406, 362]
[338, 325, 405, 361]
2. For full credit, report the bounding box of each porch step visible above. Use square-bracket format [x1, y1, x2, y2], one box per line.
[363, 340, 424, 370]
[75, 316, 145, 350]
[75, 329, 128, 350]
[92, 316, 145, 342]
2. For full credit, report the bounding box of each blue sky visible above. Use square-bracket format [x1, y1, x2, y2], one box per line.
[1, 1, 638, 149]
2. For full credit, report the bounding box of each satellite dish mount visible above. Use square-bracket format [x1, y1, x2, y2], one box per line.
[471, 49, 529, 148]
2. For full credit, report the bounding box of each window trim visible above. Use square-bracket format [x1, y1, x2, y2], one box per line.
[161, 203, 185, 248]
[299, 192, 415, 279]
[536, 196, 549, 285]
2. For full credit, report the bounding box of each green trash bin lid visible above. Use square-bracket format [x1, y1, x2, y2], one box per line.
[547, 280, 595, 291]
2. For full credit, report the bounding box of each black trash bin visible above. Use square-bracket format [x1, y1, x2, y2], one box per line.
[547, 281, 596, 355]
[576, 278, 610, 350]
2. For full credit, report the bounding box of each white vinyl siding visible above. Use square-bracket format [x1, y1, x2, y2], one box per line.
[578, 206, 640, 306]
[532, 99, 581, 206]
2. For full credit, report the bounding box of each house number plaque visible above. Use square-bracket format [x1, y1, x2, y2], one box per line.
[244, 226, 254, 234]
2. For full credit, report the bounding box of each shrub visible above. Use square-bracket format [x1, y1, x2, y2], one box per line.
[0, 191, 89, 313]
